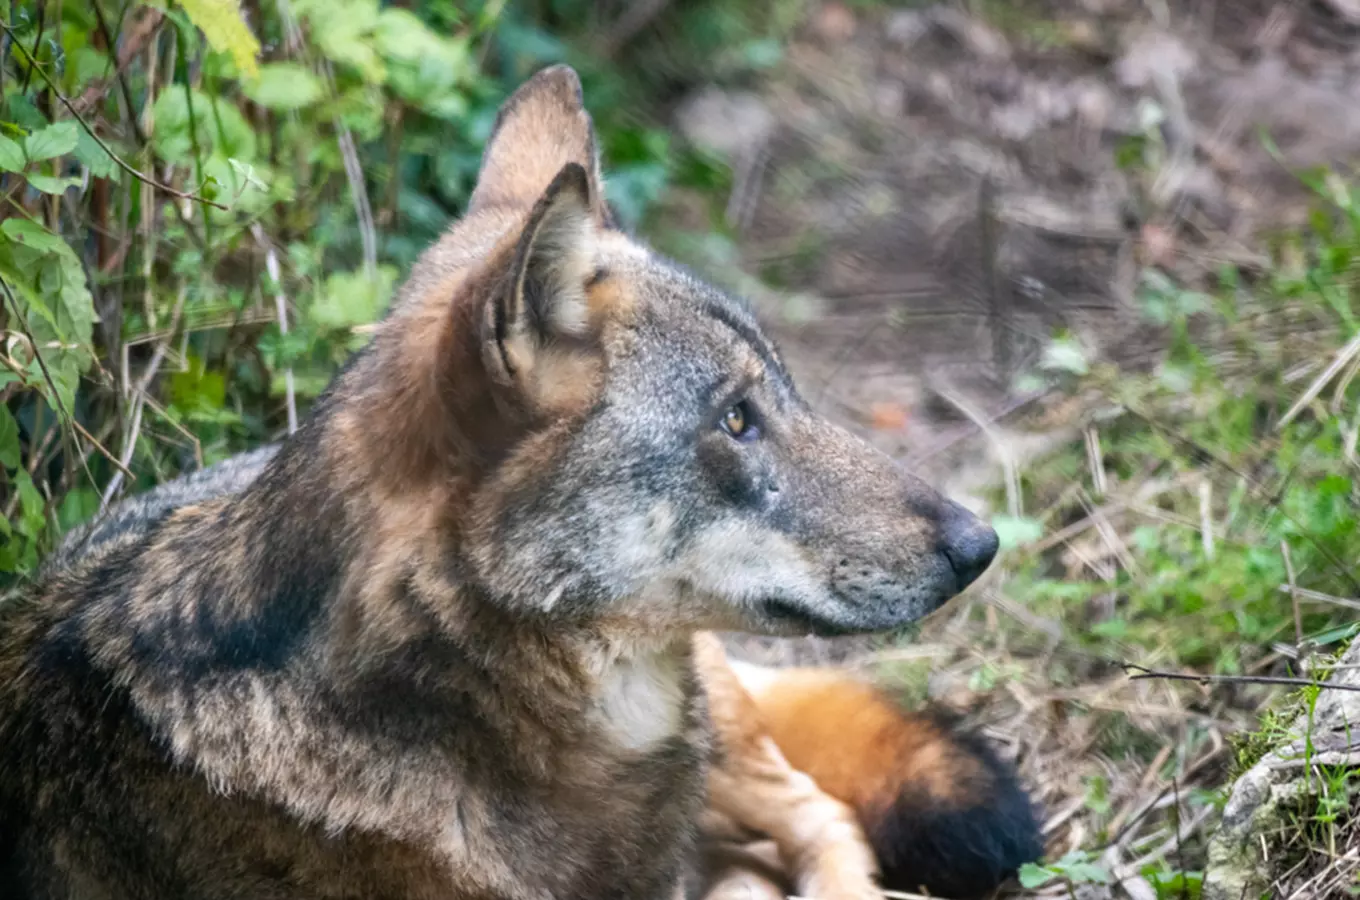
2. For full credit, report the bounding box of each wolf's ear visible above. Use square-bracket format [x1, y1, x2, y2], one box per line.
[480, 162, 600, 411]
[469, 65, 607, 223]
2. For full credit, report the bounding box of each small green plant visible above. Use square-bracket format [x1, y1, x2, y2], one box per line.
[1018, 850, 1112, 893]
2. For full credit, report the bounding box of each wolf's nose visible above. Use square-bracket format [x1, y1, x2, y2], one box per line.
[937, 500, 999, 591]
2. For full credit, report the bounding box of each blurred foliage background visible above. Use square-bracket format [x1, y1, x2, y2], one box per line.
[4, 0, 1360, 894]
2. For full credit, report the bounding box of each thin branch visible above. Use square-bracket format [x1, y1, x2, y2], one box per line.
[88, 0, 149, 145]
[0, 20, 226, 210]
[17, 0, 45, 95]
[251, 224, 298, 434]
[69, 417, 133, 478]
[1122, 663, 1360, 693]
[1277, 329, 1360, 430]
[0, 276, 102, 492]
[101, 284, 189, 508]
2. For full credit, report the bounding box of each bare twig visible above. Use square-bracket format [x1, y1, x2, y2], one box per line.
[17, 0, 45, 95]
[932, 376, 1021, 517]
[0, 21, 226, 210]
[1085, 426, 1107, 497]
[1122, 663, 1360, 693]
[334, 121, 377, 279]
[100, 285, 189, 508]
[980, 177, 1012, 383]
[1282, 541, 1305, 668]
[1278, 330, 1360, 430]
[88, 0, 149, 145]
[251, 224, 298, 435]
[73, 7, 165, 117]
[1276, 584, 1360, 612]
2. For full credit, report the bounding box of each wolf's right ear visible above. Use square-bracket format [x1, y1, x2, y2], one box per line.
[478, 162, 601, 417]
[468, 65, 608, 224]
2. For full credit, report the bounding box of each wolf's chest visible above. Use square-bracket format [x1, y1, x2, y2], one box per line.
[592, 647, 693, 752]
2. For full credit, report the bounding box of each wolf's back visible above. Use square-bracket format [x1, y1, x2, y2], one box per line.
[42, 445, 280, 576]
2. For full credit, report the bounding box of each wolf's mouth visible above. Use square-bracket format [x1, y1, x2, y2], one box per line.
[757, 597, 861, 637]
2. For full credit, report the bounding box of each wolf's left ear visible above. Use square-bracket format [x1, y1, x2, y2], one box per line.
[469, 65, 608, 225]
[480, 162, 600, 412]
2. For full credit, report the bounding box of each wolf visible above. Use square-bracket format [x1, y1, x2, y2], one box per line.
[0, 65, 1038, 900]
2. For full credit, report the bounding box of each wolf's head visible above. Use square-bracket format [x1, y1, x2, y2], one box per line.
[335, 65, 996, 639]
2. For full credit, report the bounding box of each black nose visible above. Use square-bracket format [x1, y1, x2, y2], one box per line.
[937, 500, 999, 590]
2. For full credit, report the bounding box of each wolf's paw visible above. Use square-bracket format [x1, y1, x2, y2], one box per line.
[796, 820, 885, 900]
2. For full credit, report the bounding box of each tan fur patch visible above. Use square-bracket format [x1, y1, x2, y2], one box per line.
[696, 637, 882, 900]
[736, 666, 987, 813]
[585, 273, 636, 325]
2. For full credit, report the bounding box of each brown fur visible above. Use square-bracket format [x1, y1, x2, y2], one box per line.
[0, 64, 1009, 900]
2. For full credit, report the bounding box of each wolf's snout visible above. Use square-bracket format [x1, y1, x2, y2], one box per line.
[936, 500, 999, 591]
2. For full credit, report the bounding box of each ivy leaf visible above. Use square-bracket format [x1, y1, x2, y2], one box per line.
[73, 128, 119, 180]
[0, 134, 25, 172]
[24, 121, 79, 162]
[242, 62, 324, 111]
[26, 174, 82, 195]
[0, 404, 20, 469]
[179, 0, 262, 78]
[13, 467, 46, 539]
[1, 218, 69, 255]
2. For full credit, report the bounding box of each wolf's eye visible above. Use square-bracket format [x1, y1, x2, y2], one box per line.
[720, 401, 760, 442]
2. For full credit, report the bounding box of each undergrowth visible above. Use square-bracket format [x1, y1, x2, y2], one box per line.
[992, 171, 1360, 680]
[933, 169, 1360, 897]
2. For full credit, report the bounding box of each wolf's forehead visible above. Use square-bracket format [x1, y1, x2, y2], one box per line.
[600, 237, 766, 339]
[598, 252, 798, 415]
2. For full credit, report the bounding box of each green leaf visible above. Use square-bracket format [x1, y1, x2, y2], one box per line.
[0, 404, 20, 469]
[179, 0, 262, 78]
[308, 266, 397, 330]
[1062, 861, 1112, 885]
[227, 158, 268, 193]
[1, 218, 69, 255]
[294, 0, 385, 82]
[992, 514, 1044, 550]
[1040, 335, 1090, 376]
[24, 121, 79, 162]
[0, 134, 25, 172]
[151, 89, 258, 164]
[58, 487, 101, 532]
[13, 467, 46, 539]
[26, 173, 82, 195]
[1017, 863, 1056, 889]
[73, 128, 118, 179]
[242, 62, 324, 111]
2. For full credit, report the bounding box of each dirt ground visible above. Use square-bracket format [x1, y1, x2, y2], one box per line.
[673, 1, 1360, 895]
[671, 0, 1360, 502]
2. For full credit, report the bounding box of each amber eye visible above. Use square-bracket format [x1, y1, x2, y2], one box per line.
[719, 401, 759, 442]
